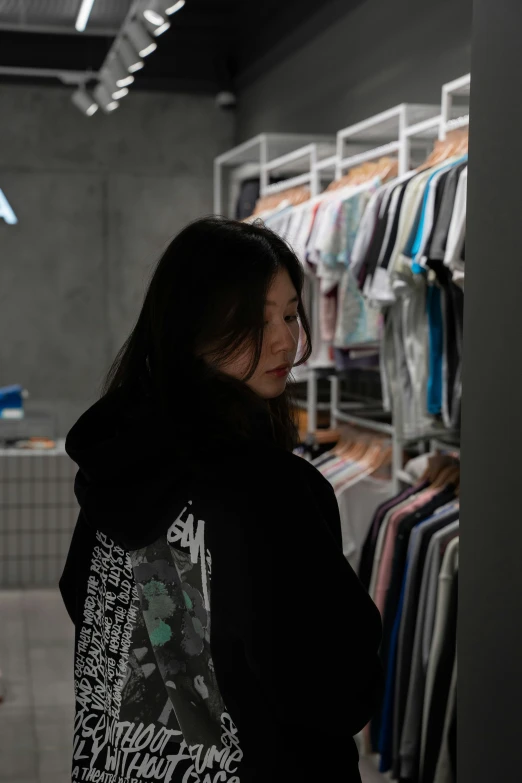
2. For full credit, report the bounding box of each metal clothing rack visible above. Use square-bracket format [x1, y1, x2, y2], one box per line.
[213, 132, 335, 217]
[259, 141, 336, 199]
[335, 103, 439, 180]
[440, 73, 471, 139]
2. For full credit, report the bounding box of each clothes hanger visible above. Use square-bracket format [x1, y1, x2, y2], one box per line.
[336, 442, 392, 489]
[330, 424, 358, 457]
[327, 161, 374, 191]
[328, 429, 352, 456]
[420, 453, 456, 484]
[314, 428, 341, 445]
[361, 441, 385, 468]
[339, 435, 371, 462]
[252, 185, 312, 217]
[454, 130, 469, 156]
[430, 462, 460, 491]
[327, 157, 399, 192]
[370, 444, 393, 473]
[416, 128, 468, 172]
[339, 438, 368, 461]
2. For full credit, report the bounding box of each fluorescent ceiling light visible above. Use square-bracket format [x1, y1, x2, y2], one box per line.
[75, 0, 97, 32]
[127, 19, 157, 57]
[166, 0, 185, 14]
[112, 86, 129, 100]
[93, 82, 119, 113]
[71, 86, 98, 116]
[118, 38, 144, 73]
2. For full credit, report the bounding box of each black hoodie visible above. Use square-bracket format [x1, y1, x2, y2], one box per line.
[60, 385, 384, 783]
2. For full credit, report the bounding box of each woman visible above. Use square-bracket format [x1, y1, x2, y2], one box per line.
[60, 217, 383, 783]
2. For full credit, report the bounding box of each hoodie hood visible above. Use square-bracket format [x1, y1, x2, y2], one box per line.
[65, 385, 276, 551]
[65, 388, 191, 551]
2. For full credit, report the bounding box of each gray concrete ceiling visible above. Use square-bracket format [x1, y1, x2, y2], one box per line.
[0, 0, 365, 93]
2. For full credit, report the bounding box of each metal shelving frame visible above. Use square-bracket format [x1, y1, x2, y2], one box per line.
[213, 133, 334, 217]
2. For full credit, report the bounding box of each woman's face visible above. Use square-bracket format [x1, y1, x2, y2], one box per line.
[217, 268, 300, 399]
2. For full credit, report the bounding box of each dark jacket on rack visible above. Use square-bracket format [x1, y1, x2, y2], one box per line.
[60, 383, 383, 783]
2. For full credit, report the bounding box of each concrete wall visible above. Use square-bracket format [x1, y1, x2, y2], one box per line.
[236, 0, 473, 139]
[0, 85, 233, 437]
[460, 1, 522, 780]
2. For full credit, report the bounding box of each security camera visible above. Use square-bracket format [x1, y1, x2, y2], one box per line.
[215, 91, 237, 110]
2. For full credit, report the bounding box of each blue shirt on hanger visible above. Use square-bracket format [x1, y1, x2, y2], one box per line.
[427, 283, 444, 415]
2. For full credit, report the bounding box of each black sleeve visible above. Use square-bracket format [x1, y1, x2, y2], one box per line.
[238, 474, 384, 739]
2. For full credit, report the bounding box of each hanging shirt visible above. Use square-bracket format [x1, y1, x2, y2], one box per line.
[410, 158, 467, 271]
[427, 162, 467, 261]
[368, 494, 427, 603]
[370, 489, 455, 762]
[420, 539, 459, 783]
[391, 512, 459, 779]
[350, 189, 385, 281]
[399, 523, 458, 781]
[373, 488, 438, 615]
[444, 166, 467, 285]
[382, 172, 432, 300]
[427, 283, 444, 416]
[336, 477, 395, 571]
[358, 482, 429, 591]
[433, 655, 457, 783]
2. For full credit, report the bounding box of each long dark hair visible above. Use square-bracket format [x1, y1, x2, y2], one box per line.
[100, 216, 312, 451]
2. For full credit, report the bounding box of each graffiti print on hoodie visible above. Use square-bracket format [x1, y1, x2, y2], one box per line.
[71, 500, 243, 783]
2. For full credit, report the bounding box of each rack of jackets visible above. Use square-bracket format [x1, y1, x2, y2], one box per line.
[357, 451, 460, 783]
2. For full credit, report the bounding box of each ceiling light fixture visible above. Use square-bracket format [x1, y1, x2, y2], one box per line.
[99, 65, 128, 101]
[143, 16, 171, 37]
[107, 53, 134, 88]
[166, 0, 185, 14]
[75, 0, 97, 32]
[143, 0, 183, 23]
[112, 86, 129, 100]
[152, 21, 171, 36]
[143, 9, 165, 26]
[127, 19, 158, 58]
[118, 37, 144, 73]
[93, 82, 119, 113]
[71, 86, 98, 116]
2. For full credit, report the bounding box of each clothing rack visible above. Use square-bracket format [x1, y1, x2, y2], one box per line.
[213, 73, 471, 488]
[300, 104, 439, 435]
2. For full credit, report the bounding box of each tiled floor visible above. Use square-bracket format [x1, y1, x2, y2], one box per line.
[0, 589, 387, 783]
[0, 589, 74, 783]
